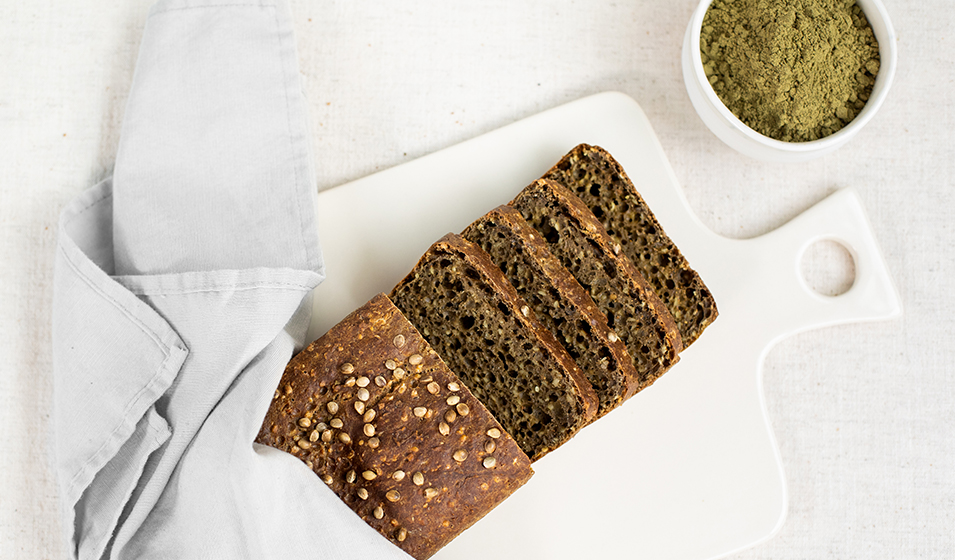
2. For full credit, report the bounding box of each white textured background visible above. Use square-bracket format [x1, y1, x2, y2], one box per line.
[1, 0, 952, 558]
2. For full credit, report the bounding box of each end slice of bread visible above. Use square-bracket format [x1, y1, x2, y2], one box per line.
[511, 179, 682, 391]
[390, 233, 597, 461]
[463, 205, 639, 418]
[256, 293, 533, 559]
[543, 144, 718, 346]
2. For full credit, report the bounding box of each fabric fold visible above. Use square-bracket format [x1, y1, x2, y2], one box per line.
[53, 178, 188, 517]
[74, 407, 171, 560]
[49, 0, 412, 558]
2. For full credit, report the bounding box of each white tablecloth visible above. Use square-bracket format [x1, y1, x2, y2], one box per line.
[1, 0, 952, 558]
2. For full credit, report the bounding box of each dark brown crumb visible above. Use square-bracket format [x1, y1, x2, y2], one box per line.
[390, 233, 597, 461]
[511, 179, 682, 391]
[542, 144, 718, 347]
[463, 205, 639, 417]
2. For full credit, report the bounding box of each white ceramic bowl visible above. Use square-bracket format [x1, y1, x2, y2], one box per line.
[681, 0, 897, 162]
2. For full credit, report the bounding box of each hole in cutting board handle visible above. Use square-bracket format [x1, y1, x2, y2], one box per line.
[800, 239, 856, 296]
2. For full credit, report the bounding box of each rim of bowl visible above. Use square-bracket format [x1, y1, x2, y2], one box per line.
[689, 0, 898, 153]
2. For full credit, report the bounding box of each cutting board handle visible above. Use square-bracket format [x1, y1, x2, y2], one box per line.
[750, 188, 902, 337]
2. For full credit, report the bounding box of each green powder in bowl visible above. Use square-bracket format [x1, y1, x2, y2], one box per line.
[700, 0, 880, 142]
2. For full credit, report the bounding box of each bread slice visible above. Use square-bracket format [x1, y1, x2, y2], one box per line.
[542, 144, 718, 346]
[510, 179, 682, 391]
[463, 205, 639, 418]
[256, 293, 533, 560]
[390, 233, 598, 461]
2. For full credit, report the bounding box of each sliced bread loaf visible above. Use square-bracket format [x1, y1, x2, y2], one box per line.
[510, 179, 682, 391]
[542, 143, 718, 346]
[256, 293, 533, 560]
[390, 233, 598, 461]
[463, 205, 639, 418]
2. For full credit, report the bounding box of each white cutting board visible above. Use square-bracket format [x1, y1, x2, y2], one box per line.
[307, 92, 902, 560]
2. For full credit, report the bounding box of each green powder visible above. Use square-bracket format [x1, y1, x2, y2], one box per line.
[700, 0, 880, 142]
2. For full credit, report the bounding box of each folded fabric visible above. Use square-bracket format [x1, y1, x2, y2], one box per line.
[52, 1, 409, 558]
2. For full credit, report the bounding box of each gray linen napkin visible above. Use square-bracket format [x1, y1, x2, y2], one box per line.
[52, 1, 409, 558]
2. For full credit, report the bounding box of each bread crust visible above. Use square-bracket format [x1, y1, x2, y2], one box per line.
[256, 293, 534, 559]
